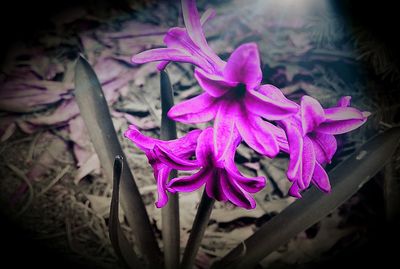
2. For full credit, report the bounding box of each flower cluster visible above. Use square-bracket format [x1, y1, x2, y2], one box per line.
[125, 0, 369, 209]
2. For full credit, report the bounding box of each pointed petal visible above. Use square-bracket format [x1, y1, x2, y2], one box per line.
[124, 125, 156, 150]
[132, 48, 194, 65]
[200, 8, 216, 25]
[324, 107, 364, 121]
[155, 167, 171, 208]
[312, 162, 331, 193]
[167, 129, 202, 158]
[223, 43, 262, 90]
[168, 93, 218, 124]
[163, 27, 215, 72]
[167, 168, 208, 192]
[205, 169, 228, 202]
[220, 169, 256, 209]
[154, 144, 200, 170]
[194, 68, 235, 97]
[195, 127, 214, 165]
[257, 84, 293, 103]
[213, 102, 240, 162]
[310, 133, 337, 164]
[245, 89, 298, 120]
[236, 110, 280, 158]
[225, 160, 266, 193]
[273, 125, 290, 153]
[181, 0, 208, 51]
[288, 181, 302, 198]
[283, 121, 304, 186]
[301, 136, 316, 188]
[336, 96, 351, 107]
[316, 107, 369, 134]
[181, 0, 225, 70]
[300, 96, 325, 135]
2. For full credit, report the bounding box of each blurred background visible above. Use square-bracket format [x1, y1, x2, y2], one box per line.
[1, 0, 399, 268]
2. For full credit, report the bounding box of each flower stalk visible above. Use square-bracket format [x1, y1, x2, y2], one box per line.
[180, 190, 215, 269]
[160, 70, 180, 269]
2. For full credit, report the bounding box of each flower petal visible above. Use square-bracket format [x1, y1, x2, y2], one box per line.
[167, 168, 208, 193]
[155, 167, 171, 208]
[300, 96, 325, 135]
[336, 96, 351, 107]
[236, 110, 280, 158]
[310, 132, 337, 164]
[301, 136, 316, 188]
[223, 43, 262, 90]
[288, 181, 302, 198]
[213, 102, 240, 162]
[195, 127, 214, 165]
[283, 121, 303, 184]
[154, 144, 200, 170]
[181, 0, 225, 70]
[205, 169, 228, 202]
[245, 89, 298, 120]
[168, 93, 218, 124]
[200, 8, 216, 25]
[257, 84, 293, 103]
[312, 162, 331, 193]
[225, 160, 266, 193]
[220, 169, 256, 209]
[124, 125, 156, 150]
[316, 107, 369, 134]
[132, 48, 195, 65]
[167, 129, 202, 158]
[194, 68, 236, 97]
[163, 27, 215, 72]
[181, 0, 208, 54]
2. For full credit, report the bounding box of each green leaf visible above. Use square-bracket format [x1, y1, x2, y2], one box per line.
[109, 156, 142, 269]
[213, 127, 400, 269]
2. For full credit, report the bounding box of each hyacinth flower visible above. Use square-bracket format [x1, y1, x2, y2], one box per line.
[167, 127, 266, 209]
[124, 125, 201, 207]
[279, 95, 370, 198]
[132, 0, 298, 160]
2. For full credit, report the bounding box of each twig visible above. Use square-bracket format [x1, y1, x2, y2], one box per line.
[160, 70, 180, 269]
[181, 191, 215, 269]
[6, 164, 34, 216]
[26, 132, 41, 163]
[37, 165, 70, 197]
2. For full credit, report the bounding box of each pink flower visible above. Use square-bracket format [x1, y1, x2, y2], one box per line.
[132, 0, 298, 160]
[167, 127, 266, 209]
[280, 96, 370, 197]
[124, 125, 201, 207]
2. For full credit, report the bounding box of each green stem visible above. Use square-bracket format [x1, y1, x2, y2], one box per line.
[181, 191, 215, 269]
[160, 70, 180, 269]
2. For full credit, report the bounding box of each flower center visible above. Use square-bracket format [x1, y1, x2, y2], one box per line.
[226, 83, 247, 100]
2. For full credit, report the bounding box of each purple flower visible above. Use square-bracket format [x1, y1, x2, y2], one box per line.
[279, 96, 370, 198]
[132, 0, 224, 73]
[124, 125, 201, 207]
[132, 0, 298, 160]
[127, 0, 370, 207]
[167, 127, 266, 209]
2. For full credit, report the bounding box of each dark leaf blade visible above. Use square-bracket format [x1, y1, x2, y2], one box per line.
[213, 127, 400, 269]
[109, 156, 142, 269]
[74, 55, 162, 267]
